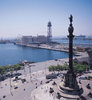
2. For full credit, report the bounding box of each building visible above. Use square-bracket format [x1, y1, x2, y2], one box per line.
[21, 36, 33, 44]
[74, 35, 86, 40]
[37, 35, 48, 43]
[21, 35, 48, 44]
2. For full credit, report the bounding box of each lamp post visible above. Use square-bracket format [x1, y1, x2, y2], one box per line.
[29, 65, 31, 82]
[29, 64, 35, 82]
[9, 64, 12, 95]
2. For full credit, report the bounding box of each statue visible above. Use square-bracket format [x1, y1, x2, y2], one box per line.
[68, 14, 74, 35]
[69, 14, 73, 23]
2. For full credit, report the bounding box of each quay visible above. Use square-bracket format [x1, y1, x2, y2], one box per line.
[16, 43, 69, 53]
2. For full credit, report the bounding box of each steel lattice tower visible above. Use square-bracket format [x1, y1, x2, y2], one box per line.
[47, 21, 52, 43]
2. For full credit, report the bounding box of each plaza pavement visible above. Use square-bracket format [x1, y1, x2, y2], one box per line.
[0, 51, 90, 100]
[0, 57, 69, 100]
[31, 70, 92, 100]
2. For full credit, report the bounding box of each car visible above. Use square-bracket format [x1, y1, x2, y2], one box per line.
[86, 76, 91, 80]
[58, 74, 64, 78]
[46, 80, 50, 83]
[89, 75, 92, 79]
[15, 73, 22, 76]
[46, 73, 57, 79]
[14, 86, 18, 89]
[79, 76, 87, 80]
[77, 73, 82, 76]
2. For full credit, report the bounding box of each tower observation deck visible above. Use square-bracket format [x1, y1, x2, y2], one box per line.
[47, 21, 52, 43]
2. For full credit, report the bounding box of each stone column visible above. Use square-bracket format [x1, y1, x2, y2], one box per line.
[64, 15, 77, 88]
[67, 15, 74, 72]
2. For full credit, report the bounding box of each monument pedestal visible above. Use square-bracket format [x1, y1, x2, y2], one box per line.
[59, 82, 83, 99]
[58, 72, 83, 99]
[64, 71, 77, 88]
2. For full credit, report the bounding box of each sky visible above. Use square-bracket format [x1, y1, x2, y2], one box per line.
[0, 0, 92, 38]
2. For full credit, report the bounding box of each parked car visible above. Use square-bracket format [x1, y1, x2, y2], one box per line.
[46, 73, 57, 79]
[77, 73, 82, 77]
[13, 77, 21, 81]
[89, 75, 92, 79]
[79, 76, 87, 80]
[58, 73, 64, 78]
[15, 73, 22, 76]
[86, 76, 91, 80]
[46, 80, 50, 83]
[14, 86, 18, 89]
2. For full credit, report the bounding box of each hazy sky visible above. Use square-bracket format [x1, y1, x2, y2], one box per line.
[0, 0, 92, 38]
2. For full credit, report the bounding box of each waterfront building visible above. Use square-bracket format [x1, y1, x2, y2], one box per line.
[74, 35, 86, 40]
[21, 35, 48, 44]
[37, 35, 47, 43]
[21, 36, 33, 44]
[31, 36, 38, 43]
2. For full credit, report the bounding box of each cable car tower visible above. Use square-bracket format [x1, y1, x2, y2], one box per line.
[47, 21, 52, 43]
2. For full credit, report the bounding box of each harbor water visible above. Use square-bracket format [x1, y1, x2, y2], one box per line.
[53, 39, 92, 47]
[0, 44, 69, 66]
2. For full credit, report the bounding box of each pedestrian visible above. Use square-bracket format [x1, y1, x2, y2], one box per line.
[34, 96, 35, 100]
[79, 79, 81, 84]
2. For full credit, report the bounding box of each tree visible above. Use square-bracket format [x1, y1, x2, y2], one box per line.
[13, 64, 21, 74]
[48, 63, 89, 73]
